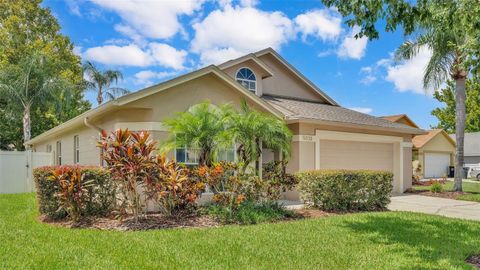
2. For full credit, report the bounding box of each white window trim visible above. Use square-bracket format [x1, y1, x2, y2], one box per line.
[73, 135, 80, 164]
[56, 141, 62, 165]
[235, 67, 257, 93]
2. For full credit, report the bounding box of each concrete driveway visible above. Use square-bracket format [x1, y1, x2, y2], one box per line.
[389, 194, 480, 221]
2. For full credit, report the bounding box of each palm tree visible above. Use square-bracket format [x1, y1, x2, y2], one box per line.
[396, 30, 468, 191]
[0, 54, 71, 144]
[226, 100, 292, 174]
[162, 101, 232, 166]
[82, 61, 129, 105]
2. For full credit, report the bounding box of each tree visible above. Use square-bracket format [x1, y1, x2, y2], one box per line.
[322, 0, 480, 191]
[0, 54, 73, 143]
[163, 101, 232, 166]
[83, 61, 129, 105]
[432, 79, 480, 133]
[226, 101, 292, 174]
[0, 0, 90, 149]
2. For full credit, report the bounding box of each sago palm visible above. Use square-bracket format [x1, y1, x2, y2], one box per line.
[226, 100, 292, 174]
[0, 53, 71, 144]
[163, 101, 232, 166]
[82, 61, 129, 105]
[396, 29, 468, 191]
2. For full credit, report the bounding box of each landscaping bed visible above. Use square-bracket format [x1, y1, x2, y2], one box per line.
[411, 181, 480, 202]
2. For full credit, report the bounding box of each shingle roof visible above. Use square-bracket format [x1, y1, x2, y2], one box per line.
[261, 95, 425, 134]
[450, 132, 480, 156]
[412, 129, 453, 148]
[380, 114, 419, 128]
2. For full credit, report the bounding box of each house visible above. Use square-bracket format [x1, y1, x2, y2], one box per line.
[25, 48, 425, 196]
[382, 114, 455, 178]
[450, 132, 480, 165]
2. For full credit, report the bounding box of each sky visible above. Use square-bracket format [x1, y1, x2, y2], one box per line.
[43, 0, 443, 129]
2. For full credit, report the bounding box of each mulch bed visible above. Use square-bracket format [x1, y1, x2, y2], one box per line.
[40, 213, 221, 231]
[466, 255, 480, 269]
[294, 209, 335, 218]
[39, 208, 340, 231]
[407, 189, 470, 200]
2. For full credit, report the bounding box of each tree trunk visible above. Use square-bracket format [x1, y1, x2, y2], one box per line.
[453, 77, 466, 191]
[97, 87, 103, 105]
[23, 105, 31, 147]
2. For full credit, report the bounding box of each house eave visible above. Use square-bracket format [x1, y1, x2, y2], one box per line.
[286, 118, 427, 135]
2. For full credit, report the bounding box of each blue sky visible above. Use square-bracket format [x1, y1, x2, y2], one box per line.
[43, 0, 443, 129]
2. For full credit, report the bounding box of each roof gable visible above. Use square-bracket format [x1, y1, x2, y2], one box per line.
[254, 48, 338, 106]
[412, 129, 456, 149]
[381, 114, 419, 128]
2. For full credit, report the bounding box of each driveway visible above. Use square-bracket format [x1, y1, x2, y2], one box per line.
[389, 194, 480, 221]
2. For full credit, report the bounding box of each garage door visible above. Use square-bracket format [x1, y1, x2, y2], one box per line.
[319, 140, 393, 172]
[424, 152, 450, 178]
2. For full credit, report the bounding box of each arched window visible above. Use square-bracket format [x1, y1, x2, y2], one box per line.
[236, 67, 256, 92]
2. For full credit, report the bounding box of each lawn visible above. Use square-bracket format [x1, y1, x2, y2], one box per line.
[2, 194, 480, 269]
[414, 181, 480, 202]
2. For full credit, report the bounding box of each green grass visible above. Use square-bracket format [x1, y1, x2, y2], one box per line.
[2, 193, 480, 269]
[414, 181, 480, 202]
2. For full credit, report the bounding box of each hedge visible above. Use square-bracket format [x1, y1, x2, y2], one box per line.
[33, 166, 115, 219]
[296, 170, 393, 212]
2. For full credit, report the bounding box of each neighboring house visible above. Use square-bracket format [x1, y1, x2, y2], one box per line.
[450, 132, 480, 165]
[382, 114, 455, 178]
[25, 48, 424, 196]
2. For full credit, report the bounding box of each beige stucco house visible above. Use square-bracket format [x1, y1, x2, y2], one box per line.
[26, 48, 425, 196]
[382, 114, 455, 178]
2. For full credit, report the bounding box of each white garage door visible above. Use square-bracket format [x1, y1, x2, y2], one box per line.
[319, 140, 394, 172]
[424, 152, 450, 178]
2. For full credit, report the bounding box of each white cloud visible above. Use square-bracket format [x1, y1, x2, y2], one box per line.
[65, 0, 81, 16]
[294, 9, 342, 42]
[191, 5, 294, 65]
[90, 0, 205, 39]
[349, 107, 373, 114]
[82, 43, 188, 70]
[134, 70, 178, 86]
[149, 43, 187, 70]
[337, 26, 368, 60]
[385, 47, 433, 94]
[359, 66, 377, 85]
[360, 75, 377, 85]
[83, 44, 152, 66]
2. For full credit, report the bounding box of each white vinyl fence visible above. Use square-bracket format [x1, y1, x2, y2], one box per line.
[0, 151, 53, 194]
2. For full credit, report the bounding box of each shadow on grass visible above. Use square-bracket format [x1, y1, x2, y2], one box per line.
[343, 213, 480, 269]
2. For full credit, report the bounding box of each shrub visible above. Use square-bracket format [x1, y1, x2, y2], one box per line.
[144, 155, 205, 216]
[206, 201, 295, 224]
[430, 182, 444, 193]
[98, 129, 157, 221]
[262, 160, 298, 201]
[34, 166, 115, 220]
[296, 170, 393, 212]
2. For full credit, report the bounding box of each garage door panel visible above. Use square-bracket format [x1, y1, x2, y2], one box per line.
[424, 152, 450, 178]
[320, 140, 393, 172]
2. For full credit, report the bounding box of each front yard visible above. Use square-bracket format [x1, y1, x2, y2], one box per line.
[413, 181, 480, 202]
[2, 193, 480, 269]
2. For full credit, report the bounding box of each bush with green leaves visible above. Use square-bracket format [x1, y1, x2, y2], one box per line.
[262, 160, 298, 201]
[430, 182, 444, 193]
[296, 170, 393, 212]
[34, 166, 115, 220]
[206, 201, 295, 224]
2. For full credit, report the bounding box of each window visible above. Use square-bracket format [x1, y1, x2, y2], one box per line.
[175, 146, 200, 165]
[175, 147, 236, 165]
[56, 141, 62, 165]
[73, 135, 80, 164]
[236, 67, 256, 92]
[46, 144, 52, 153]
